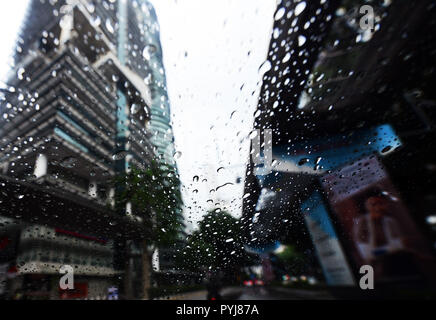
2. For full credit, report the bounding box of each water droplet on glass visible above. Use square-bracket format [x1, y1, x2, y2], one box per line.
[130, 103, 140, 114]
[17, 67, 25, 80]
[60, 156, 77, 168]
[112, 150, 128, 160]
[381, 145, 392, 153]
[298, 158, 310, 166]
[105, 18, 115, 34]
[298, 35, 306, 46]
[142, 44, 157, 61]
[275, 7, 286, 20]
[295, 2, 307, 16]
[258, 60, 272, 76]
[91, 15, 101, 27]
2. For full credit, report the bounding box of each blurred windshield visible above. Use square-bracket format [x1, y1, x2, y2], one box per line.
[0, 0, 436, 301]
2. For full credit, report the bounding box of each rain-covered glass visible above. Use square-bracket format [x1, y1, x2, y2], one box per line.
[0, 0, 435, 301]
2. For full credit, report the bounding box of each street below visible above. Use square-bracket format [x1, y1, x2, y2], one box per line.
[161, 286, 334, 300]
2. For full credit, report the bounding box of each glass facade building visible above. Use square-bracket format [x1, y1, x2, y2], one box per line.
[0, 0, 179, 299]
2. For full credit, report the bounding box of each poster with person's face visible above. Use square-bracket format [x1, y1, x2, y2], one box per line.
[321, 156, 434, 281]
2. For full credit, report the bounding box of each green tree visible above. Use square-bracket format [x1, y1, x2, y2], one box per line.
[112, 160, 183, 298]
[113, 161, 184, 245]
[276, 245, 306, 275]
[178, 209, 254, 283]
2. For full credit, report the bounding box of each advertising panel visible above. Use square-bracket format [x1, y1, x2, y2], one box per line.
[301, 191, 355, 286]
[321, 156, 434, 281]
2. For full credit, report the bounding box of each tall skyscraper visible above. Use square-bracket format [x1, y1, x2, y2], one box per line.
[0, 0, 180, 299]
[138, 2, 177, 167]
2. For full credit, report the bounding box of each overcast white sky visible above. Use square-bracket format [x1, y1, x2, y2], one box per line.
[0, 0, 277, 232]
[0, 1, 29, 79]
[149, 0, 276, 231]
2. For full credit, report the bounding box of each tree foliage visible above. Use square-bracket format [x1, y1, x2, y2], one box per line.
[112, 160, 184, 246]
[177, 209, 255, 275]
[275, 245, 306, 275]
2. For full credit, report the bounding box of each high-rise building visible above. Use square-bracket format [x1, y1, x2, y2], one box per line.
[0, 0, 179, 299]
[133, 2, 185, 277]
[2, 0, 155, 198]
[138, 2, 177, 167]
[242, 0, 436, 296]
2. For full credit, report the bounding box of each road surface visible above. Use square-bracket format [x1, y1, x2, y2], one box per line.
[158, 286, 333, 300]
